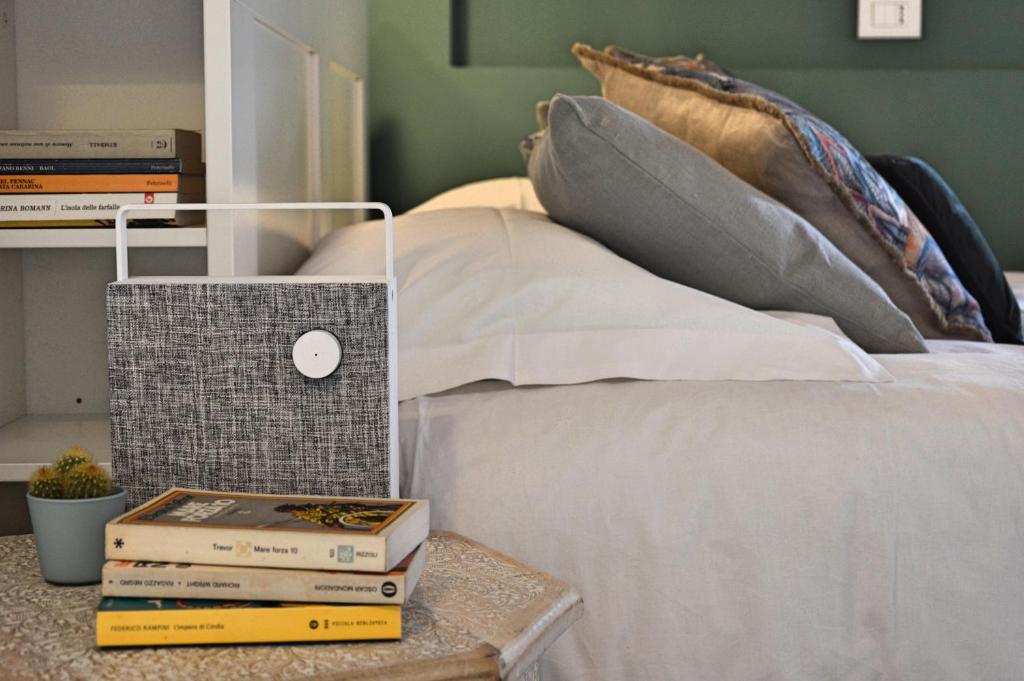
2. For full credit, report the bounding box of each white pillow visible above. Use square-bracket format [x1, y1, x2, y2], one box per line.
[298, 208, 891, 399]
[407, 177, 545, 214]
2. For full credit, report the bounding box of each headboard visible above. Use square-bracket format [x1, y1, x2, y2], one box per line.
[369, 0, 1024, 269]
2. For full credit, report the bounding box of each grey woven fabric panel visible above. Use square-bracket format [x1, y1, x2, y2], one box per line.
[107, 282, 391, 507]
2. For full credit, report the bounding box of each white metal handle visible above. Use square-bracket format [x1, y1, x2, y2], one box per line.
[114, 202, 394, 282]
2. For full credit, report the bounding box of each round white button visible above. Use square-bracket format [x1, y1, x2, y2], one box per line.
[292, 330, 342, 379]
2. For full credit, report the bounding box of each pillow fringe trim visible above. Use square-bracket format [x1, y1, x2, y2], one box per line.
[572, 43, 987, 342]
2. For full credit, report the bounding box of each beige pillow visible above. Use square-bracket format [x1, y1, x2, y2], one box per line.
[407, 177, 544, 215]
[573, 43, 991, 342]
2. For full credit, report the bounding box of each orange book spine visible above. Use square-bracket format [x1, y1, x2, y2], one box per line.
[0, 174, 195, 193]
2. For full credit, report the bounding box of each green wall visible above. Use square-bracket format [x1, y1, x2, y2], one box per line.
[370, 0, 1024, 269]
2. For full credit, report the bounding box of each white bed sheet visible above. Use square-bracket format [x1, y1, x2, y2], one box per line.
[399, 345, 1024, 681]
[1008, 270, 1024, 309]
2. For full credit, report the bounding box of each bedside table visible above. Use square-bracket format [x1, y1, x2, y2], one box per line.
[0, 531, 582, 680]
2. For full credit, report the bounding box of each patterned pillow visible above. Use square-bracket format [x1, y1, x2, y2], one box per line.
[573, 44, 991, 342]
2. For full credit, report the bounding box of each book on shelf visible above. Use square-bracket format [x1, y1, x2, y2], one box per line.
[106, 488, 430, 573]
[0, 192, 204, 224]
[0, 158, 204, 175]
[0, 174, 205, 194]
[101, 540, 427, 604]
[0, 220, 118, 228]
[95, 597, 401, 647]
[0, 220, 200, 228]
[0, 129, 201, 160]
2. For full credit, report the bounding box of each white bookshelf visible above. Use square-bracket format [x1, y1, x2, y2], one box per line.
[0, 414, 111, 480]
[0, 0, 369, 480]
[0, 226, 207, 249]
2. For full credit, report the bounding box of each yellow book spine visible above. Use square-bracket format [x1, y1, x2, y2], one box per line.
[95, 604, 401, 647]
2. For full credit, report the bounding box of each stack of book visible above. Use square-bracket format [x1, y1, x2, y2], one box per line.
[96, 488, 430, 647]
[0, 129, 205, 227]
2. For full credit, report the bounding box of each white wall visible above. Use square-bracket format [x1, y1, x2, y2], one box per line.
[22, 248, 205, 415]
[0, 0, 16, 128]
[14, 0, 205, 131]
[1, 1, 24, 426]
[0, 252, 26, 427]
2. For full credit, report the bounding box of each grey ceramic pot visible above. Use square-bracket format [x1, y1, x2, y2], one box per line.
[26, 487, 127, 585]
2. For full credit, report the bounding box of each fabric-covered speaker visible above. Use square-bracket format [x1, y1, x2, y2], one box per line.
[107, 203, 397, 507]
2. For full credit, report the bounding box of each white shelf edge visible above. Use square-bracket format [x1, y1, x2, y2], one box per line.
[0, 225, 207, 249]
[1, 462, 112, 481]
[0, 413, 112, 481]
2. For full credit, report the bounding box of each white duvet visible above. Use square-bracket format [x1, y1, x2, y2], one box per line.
[303, 188, 1024, 678]
[399, 346, 1024, 681]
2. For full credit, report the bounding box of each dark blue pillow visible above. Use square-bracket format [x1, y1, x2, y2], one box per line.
[869, 156, 1022, 345]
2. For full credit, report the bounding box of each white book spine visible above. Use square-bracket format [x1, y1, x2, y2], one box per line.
[106, 523, 390, 572]
[101, 557, 418, 604]
[0, 192, 186, 220]
[0, 130, 191, 159]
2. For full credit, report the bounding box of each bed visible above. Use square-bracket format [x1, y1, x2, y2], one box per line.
[297, 180, 1024, 680]
[398, 356, 1024, 680]
[276, 10, 1024, 674]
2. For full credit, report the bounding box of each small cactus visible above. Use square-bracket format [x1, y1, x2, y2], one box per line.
[29, 447, 114, 499]
[54, 446, 92, 475]
[63, 462, 114, 499]
[28, 466, 64, 499]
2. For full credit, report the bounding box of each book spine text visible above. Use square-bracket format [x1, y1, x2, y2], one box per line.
[106, 524, 389, 572]
[0, 193, 192, 220]
[0, 130, 196, 159]
[95, 603, 401, 647]
[0, 159, 191, 174]
[0, 175, 195, 193]
[102, 563, 408, 604]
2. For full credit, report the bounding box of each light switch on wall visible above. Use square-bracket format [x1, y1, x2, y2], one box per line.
[858, 0, 922, 39]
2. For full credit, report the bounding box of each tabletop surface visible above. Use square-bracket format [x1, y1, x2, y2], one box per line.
[0, 531, 582, 681]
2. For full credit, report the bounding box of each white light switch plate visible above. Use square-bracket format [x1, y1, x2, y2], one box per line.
[858, 0, 922, 39]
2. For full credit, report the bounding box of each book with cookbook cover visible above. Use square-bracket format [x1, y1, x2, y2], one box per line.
[106, 488, 430, 573]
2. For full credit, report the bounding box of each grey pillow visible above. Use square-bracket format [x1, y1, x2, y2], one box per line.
[521, 95, 926, 354]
